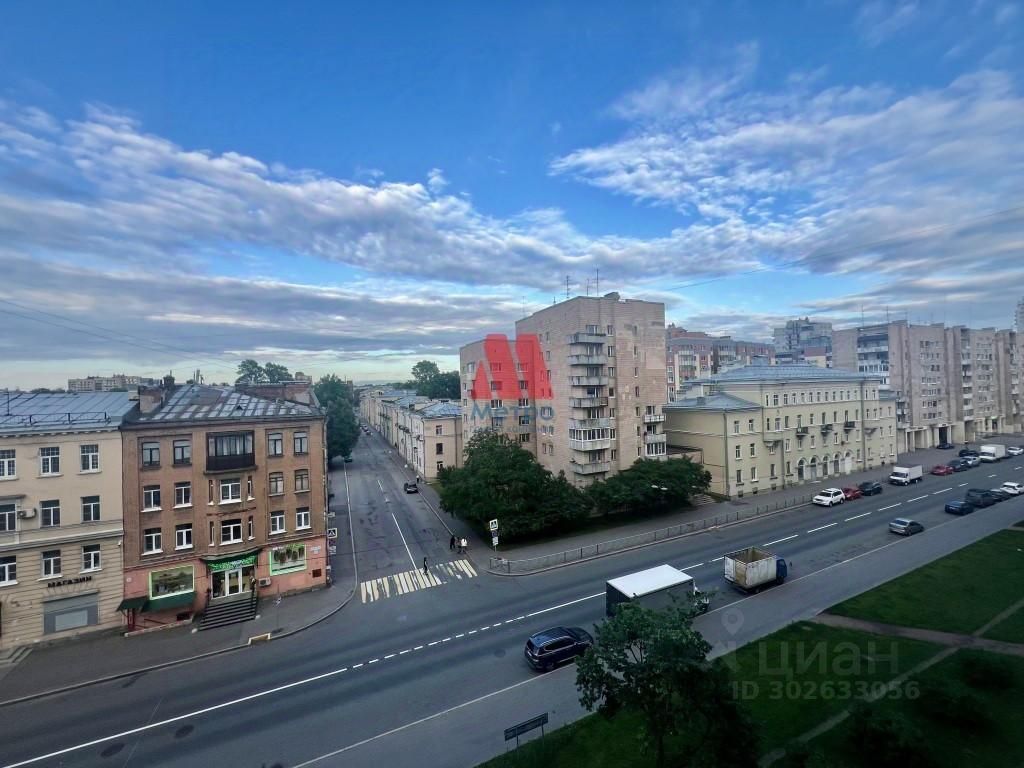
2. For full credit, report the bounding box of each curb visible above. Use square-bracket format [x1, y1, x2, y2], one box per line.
[485, 502, 810, 577]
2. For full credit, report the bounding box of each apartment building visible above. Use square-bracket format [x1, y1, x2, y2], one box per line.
[119, 379, 327, 627]
[665, 326, 775, 397]
[1, 392, 136, 651]
[460, 292, 667, 487]
[946, 326, 1003, 441]
[773, 318, 833, 365]
[67, 374, 158, 393]
[995, 330, 1021, 434]
[664, 363, 895, 498]
[360, 389, 417, 442]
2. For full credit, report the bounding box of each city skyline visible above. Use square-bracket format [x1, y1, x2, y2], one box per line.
[2, 2, 1023, 387]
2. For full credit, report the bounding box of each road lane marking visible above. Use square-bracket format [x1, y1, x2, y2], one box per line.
[399, 650, 410, 655]
[988, 473, 997, 478]
[351, 663, 364, 669]
[384, 654, 396, 660]
[427, 641, 439, 646]
[359, 559, 476, 604]
[845, 511, 872, 521]
[413, 645, 424, 650]
[377, 479, 384, 492]
[368, 659, 379, 665]
[763, 534, 798, 546]
[467, 630, 476, 635]
[1016, 466, 1022, 470]
[525, 592, 604, 619]
[391, 512, 417, 571]
[878, 503, 902, 511]
[711, 556, 724, 562]
[958, 482, 969, 487]
[683, 562, 704, 570]
[906, 495, 928, 503]
[807, 523, 837, 533]
[932, 488, 952, 495]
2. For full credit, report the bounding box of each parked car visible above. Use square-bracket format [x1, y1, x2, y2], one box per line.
[813, 488, 846, 507]
[858, 481, 884, 496]
[964, 489, 998, 507]
[343, 455, 353, 463]
[842, 486, 863, 500]
[889, 518, 924, 536]
[403, 482, 418, 493]
[1001, 481, 1023, 495]
[1007, 446, 1024, 457]
[930, 464, 954, 476]
[962, 456, 981, 468]
[936, 442, 956, 450]
[959, 448, 979, 458]
[987, 488, 1012, 502]
[947, 459, 969, 472]
[944, 501, 975, 516]
[524, 626, 594, 672]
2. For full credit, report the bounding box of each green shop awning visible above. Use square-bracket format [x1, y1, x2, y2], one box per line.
[143, 591, 197, 613]
[116, 595, 149, 612]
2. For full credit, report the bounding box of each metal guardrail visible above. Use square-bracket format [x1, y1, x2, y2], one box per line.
[488, 493, 816, 575]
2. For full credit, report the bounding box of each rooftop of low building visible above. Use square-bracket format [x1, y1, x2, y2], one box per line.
[128, 383, 322, 425]
[0, 391, 136, 435]
[664, 393, 760, 412]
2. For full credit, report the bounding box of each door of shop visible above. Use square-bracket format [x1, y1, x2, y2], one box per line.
[212, 567, 246, 598]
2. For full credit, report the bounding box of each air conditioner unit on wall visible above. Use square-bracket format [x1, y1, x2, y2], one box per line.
[17, 508, 36, 519]
[258, 577, 272, 588]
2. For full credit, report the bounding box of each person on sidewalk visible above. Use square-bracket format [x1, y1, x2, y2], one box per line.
[459, 537, 468, 555]
[449, 534, 456, 551]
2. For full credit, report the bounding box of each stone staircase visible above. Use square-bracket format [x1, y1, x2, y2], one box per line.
[0, 645, 32, 669]
[199, 595, 258, 631]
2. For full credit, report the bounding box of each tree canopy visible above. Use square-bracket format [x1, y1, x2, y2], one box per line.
[576, 602, 758, 768]
[387, 360, 460, 400]
[264, 362, 292, 383]
[315, 374, 359, 460]
[236, 359, 267, 384]
[587, 457, 711, 517]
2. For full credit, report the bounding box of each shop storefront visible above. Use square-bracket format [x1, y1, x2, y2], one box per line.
[205, 551, 259, 599]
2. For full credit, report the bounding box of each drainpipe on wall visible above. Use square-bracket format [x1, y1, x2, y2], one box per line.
[722, 409, 730, 498]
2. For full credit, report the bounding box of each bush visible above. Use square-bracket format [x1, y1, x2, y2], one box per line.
[960, 653, 1015, 692]
[846, 704, 934, 768]
[914, 680, 989, 730]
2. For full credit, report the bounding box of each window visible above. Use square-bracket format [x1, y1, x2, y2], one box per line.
[772, 394, 779, 406]
[40, 446, 60, 475]
[810, 435, 816, 448]
[176, 524, 193, 550]
[768, 443, 777, 455]
[633, 367, 638, 377]
[268, 432, 284, 456]
[784, 416, 790, 428]
[750, 467, 758, 481]
[0, 448, 14, 477]
[219, 478, 241, 503]
[141, 442, 160, 467]
[518, 433, 529, 443]
[80, 444, 99, 471]
[294, 431, 309, 455]
[634, 386, 640, 397]
[82, 544, 101, 572]
[0, 503, 14, 532]
[784, 439, 791, 452]
[436, 442, 444, 456]
[295, 470, 309, 492]
[247, 516, 254, 539]
[748, 419, 754, 432]
[749, 443, 756, 458]
[81, 496, 100, 522]
[42, 550, 62, 577]
[733, 420, 740, 434]
[770, 463, 777, 478]
[41, 499, 60, 527]
[774, 418, 781, 431]
[143, 485, 161, 510]
[269, 472, 284, 495]
[734, 444, 741, 460]
[174, 482, 192, 507]
[221, 519, 242, 543]
[437, 461, 444, 471]
[735, 469, 742, 484]
[173, 439, 191, 465]
[270, 510, 286, 535]
[783, 394, 789, 405]
[247, 476, 253, 498]
[0, 555, 15, 584]
[143, 528, 162, 554]
[296, 507, 310, 530]
[435, 424, 443, 436]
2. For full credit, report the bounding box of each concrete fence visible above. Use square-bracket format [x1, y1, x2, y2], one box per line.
[488, 492, 816, 575]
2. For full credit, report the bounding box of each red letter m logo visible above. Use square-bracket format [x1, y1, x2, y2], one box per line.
[469, 334, 552, 402]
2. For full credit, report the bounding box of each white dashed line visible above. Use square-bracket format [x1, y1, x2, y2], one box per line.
[932, 488, 952, 495]
[441, 637, 451, 643]
[711, 556, 724, 562]
[504, 619, 516, 624]
[987, 473, 997, 478]
[399, 650, 410, 655]
[878, 503, 902, 511]
[515, 616, 526, 621]
[845, 511, 872, 521]
[384, 654, 396, 660]
[683, 562, 704, 570]
[479, 626, 489, 632]
[352, 663, 364, 669]
[807, 522, 838, 533]
[455, 634, 464, 639]
[368, 659, 379, 665]
[764, 534, 798, 546]
[467, 630, 476, 635]
[1015, 466, 1022, 470]
[413, 645, 424, 650]
[906, 495, 928, 503]
[525, 592, 604, 619]
[427, 641, 439, 646]
[958, 483, 969, 487]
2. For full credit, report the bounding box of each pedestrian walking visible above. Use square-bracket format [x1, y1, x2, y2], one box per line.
[449, 535, 456, 551]
[423, 556, 429, 576]
[460, 537, 468, 555]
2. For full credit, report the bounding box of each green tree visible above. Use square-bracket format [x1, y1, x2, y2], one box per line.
[314, 374, 359, 460]
[264, 362, 292, 383]
[437, 431, 588, 538]
[422, 370, 460, 399]
[587, 457, 711, 518]
[411, 360, 441, 388]
[236, 359, 266, 384]
[314, 374, 355, 406]
[576, 603, 759, 768]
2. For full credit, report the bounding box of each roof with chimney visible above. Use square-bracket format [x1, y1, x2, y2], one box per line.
[0, 391, 135, 435]
[127, 384, 322, 426]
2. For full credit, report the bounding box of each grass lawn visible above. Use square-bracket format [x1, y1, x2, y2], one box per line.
[781, 650, 1024, 768]
[983, 604, 1024, 644]
[829, 529, 1024, 635]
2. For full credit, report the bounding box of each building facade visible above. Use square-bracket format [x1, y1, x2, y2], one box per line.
[460, 292, 668, 487]
[664, 364, 895, 498]
[1, 392, 135, 651]
[67, 374, 158, 393]
[773, 318, 833, 365]
[665, 326, 775, 398]
[119, 380, 328, 627]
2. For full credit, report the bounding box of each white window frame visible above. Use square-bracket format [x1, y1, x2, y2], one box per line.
[0, 555, 15, 584]
[174, 482, 192, 508]
[296, 507, 310, 530]
[42, 550, 62, 577]
[221, 519, 243, 544]
[41, 499, 60, 527]
[219, 478, 241, 503]
[40, 446, 60, 476]
[269, 511, 286, 535]
[143, 485, 161, 511]
[269, 472, 284, 495]
[143, 528, 162, 554]
[80, 444, 100, 472]
[81, 544, 101, 572]
[141, 442, 160, 467]
[81, 496, 100, 522]
[268, 432, 284, 457]
[175, 524, 193, 550]
[0, 503, 15, 532]
[0, 449, 14, 478]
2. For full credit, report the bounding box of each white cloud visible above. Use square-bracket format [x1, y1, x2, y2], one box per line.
[426, 167, 448, 193]
[856, 1, 920, 46]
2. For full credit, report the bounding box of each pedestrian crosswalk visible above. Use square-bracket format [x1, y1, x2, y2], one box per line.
[359, 558, 478, 604]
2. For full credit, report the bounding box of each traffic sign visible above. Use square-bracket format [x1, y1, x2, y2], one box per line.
[488, 519, 499, 532]
[491, 535, 499, 548]
[327, 527, 338, 539]
[328, 545, 337, 556]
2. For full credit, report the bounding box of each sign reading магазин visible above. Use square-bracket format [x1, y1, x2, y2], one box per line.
[46, 575, 93, 589]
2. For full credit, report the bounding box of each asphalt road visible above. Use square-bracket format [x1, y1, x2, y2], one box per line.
[2, 447, 1023, 768]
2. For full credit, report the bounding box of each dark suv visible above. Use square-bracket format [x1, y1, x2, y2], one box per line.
[858, 481, 884, 496]
[524, 626, 594, 672]
[964, 489, 998, 508]
[959, 448, 979, 458]
[403, 482, 418, 494]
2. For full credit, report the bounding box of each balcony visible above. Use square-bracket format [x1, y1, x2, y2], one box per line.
[572, 461, 610, 475]
[569, 437, 612, 451]
[569, 376, 609, 387]
[567, 354, 608, 366]
[643, 433, 667, 445]
[568, 331, 607, 345]
[844, 421, 856, 430]
[568, 418, 612, 430]
[820, 423, 833, 433]
[206, 453, 256, 473]
[795, 426, 809, 436]
[642, 412, 665, 423]
[570, 396, 608, 408]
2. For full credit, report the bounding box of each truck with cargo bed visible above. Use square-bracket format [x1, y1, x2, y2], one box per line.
[979, 444, 1006, 462]
[723, 547, 788, 593]
[888, 465, 923, 486]
[605, 564, 708, 616]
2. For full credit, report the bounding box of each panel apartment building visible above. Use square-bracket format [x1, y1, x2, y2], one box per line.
[664, 363, 895, 498]
[773, 317, 833, 366]
[1, 392, 136, 651]
[119, 379, 328, 628]
[665, 326, 775, 398]
[460, 292, 667, 487]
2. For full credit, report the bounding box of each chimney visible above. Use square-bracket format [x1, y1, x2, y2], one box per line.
[139, 386, 164, 414]
[163, 374, 175, 389]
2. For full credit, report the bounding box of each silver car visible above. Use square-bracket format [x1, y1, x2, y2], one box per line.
[889, 518, 924, 536]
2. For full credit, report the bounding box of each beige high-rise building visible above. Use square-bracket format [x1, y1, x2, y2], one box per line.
[460, 292, 667, 487]
[994, 330, 1020, 434]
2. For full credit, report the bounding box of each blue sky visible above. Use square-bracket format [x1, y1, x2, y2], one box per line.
[1, 1, 1023, 386]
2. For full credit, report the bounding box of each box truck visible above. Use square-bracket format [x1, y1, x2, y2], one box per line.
[888, 465, 923, 486]
[605, 564, 708, 616]
[723, 547, 788, 593]
[979, 444, 1006, 462]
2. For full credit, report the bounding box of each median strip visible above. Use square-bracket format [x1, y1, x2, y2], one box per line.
[763, 534, 798, 546]
[807, 522, 838, 533]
